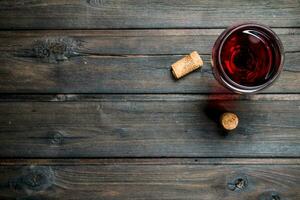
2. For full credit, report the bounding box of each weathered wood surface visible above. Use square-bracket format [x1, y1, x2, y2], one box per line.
[0, 0, 299, 29]
[0, 29, 299, 93]
[0, 94, 299, 158]
[0, 159, 299, 200]
[1, 29, 299, 54]
[1, 1, 299, 198]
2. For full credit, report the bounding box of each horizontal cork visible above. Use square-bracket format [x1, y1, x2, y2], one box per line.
[220, 112, 239, 131]
[171, 51, 203, 79]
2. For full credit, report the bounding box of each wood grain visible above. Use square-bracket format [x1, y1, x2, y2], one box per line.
[0, 94, 299, 158]
[0, 158, 299, 200]
[1, 29, 299, 54]
[0, 29, 299, 93]
[1, 1, 299, 199]
[0, 0, 299, 29]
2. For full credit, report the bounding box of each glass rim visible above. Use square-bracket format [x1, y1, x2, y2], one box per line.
[212, 22, 285, 94]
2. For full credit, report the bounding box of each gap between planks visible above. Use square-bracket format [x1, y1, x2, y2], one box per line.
[0, 158, 300, 166]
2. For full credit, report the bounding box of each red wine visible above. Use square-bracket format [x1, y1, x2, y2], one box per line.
[212, 23, 284, 93]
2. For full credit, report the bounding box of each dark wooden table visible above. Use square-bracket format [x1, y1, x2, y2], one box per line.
[0, 1, 299, 199]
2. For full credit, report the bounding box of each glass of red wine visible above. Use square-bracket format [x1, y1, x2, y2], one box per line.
[212, 23, 284, 94]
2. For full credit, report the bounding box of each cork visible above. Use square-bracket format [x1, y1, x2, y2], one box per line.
[220, 112, 239, 131]
[171, 51, 203, 79]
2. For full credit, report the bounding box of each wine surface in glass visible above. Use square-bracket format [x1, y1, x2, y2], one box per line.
[212, 23, 284, 93]
[220, 27, 281, 87]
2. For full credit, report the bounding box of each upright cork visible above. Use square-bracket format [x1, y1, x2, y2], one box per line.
[171, 51, 203, 79]
[220, 112, 239, 131]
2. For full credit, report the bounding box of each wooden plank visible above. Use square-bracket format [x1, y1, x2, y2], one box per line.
[0, 159, 299, 199]
[2, 158, 300, 165]
[0, 29, 299, 93]
[1, 29, 299, 54]
[0, 0, 299, 29]
[0, 53, 298, 93]
[0, 94, 299, 158]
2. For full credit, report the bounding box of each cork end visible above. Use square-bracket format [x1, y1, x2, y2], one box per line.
[220, 112, 239, 131]
[190, 51, 203, 67]
[171, 68, 179, 79]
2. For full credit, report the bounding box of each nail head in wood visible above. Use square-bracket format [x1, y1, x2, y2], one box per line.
[220, 112, 239, 131]
[171, 51, 203, 79]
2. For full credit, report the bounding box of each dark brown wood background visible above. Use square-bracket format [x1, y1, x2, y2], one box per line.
[0, 1, 299, 199]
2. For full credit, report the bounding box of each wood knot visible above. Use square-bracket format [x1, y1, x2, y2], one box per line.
[32, 37, 80, 63]
[50, 131, 64, 145]
[86, 0, 106, 7]
[259, 191, 281, 200]
[10, 166, 54, 193]
[227, 176, 248, 191]
[52, 94, 67, 102]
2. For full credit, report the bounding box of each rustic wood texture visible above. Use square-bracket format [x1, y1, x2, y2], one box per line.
[0, 159, 299, 200]
[0, 94, 299, 158]
[0, 29, 299, 93]
[0, 0, 299, 29]
[1, 1, 299, 199]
